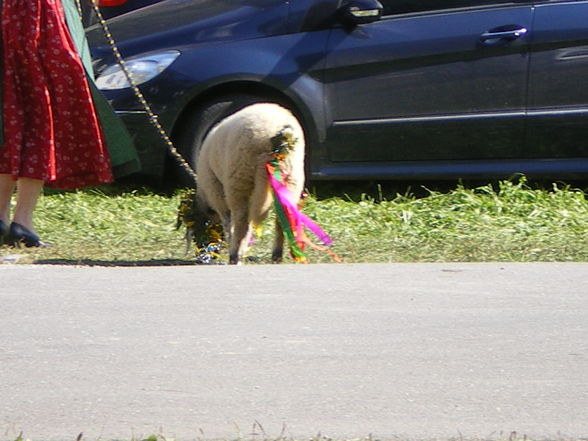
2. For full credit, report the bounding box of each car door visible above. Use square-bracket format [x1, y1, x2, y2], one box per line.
[323, 0, 533, 163]
[526, 0, 588, 160]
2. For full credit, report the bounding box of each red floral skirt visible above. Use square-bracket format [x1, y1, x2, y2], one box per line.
[0, 0, 113, 189]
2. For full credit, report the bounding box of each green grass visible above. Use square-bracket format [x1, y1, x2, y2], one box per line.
[1, 178, 587, 265]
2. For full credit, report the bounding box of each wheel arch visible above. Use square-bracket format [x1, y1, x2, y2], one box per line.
[166, 80, 322, 184]
[170, 80, 321, 156]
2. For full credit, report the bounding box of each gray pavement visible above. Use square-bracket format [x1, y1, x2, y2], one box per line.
[0, 263, 587, 441]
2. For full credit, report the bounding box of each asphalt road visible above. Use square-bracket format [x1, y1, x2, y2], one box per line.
[1, 263, 587, 441]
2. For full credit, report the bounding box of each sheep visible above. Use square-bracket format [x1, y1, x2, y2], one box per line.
[195, 102, 305, 264]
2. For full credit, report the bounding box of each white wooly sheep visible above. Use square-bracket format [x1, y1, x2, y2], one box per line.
[196, 102, 305, 264]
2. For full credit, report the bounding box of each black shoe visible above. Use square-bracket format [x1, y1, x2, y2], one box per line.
[8, 222, 51, 248]
[0, 220, 9, 246]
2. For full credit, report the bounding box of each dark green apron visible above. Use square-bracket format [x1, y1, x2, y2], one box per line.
[63, 0, 141, 178]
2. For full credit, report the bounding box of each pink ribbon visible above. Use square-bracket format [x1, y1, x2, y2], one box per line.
[267, 173, 333, 246]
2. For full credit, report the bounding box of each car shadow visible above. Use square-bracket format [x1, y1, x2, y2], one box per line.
[307, 179, 464, 202]
[306, 177, 588, 202]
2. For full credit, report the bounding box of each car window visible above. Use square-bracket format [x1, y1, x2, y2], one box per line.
[380, 0, 526, 15]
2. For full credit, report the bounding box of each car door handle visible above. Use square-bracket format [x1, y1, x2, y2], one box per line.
[480, 26, 528, 44]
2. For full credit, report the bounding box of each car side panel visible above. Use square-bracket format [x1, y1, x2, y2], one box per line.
[323, 5, 533, 162]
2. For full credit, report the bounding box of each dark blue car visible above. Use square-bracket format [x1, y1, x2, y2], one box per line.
[86, 0, 588, 182]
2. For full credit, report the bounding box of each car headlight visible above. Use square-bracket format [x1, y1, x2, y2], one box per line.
[95, 50, 180, 90]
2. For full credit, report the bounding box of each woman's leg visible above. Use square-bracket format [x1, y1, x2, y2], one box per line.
[13, 177, 44, 232]
[0, 174, 17, 225]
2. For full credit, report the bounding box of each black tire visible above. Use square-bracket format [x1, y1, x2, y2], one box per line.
[173, 94, 275, 187]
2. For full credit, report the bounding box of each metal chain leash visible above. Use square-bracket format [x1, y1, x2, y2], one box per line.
[77, 0, 199, 186]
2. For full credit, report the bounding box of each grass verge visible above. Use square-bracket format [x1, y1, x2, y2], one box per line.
[1, 178, 587, 265]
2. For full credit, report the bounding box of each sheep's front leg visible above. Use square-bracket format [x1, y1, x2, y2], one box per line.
[228, 208, 251, 265]
[271, 217, 284, 263]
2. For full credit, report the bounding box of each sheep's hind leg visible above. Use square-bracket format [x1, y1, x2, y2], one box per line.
[271, 217, 284, 263]
[228, 208, 251, 265]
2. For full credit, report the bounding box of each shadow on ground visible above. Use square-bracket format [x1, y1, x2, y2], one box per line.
[32, 258, 202, 266]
